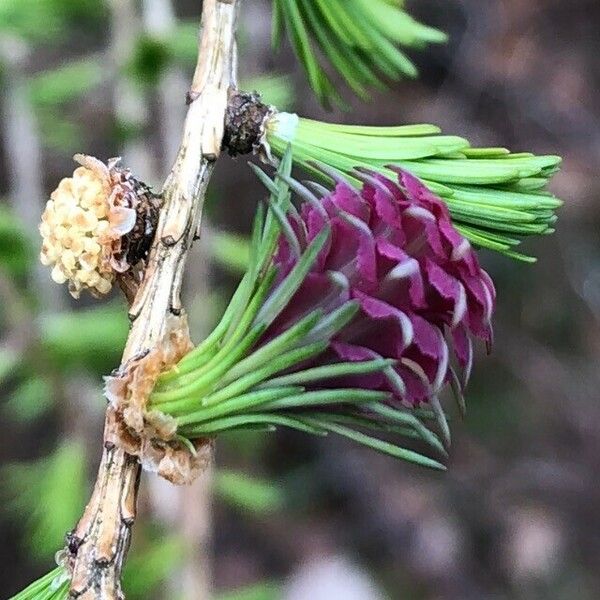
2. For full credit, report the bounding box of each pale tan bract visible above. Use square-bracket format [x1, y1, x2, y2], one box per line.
[39, 155, 137, 298]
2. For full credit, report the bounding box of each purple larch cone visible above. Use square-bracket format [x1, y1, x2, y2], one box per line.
[269, 169, 495, 408]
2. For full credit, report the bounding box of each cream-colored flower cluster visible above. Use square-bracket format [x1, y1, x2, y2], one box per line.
[40, 156, 137, 298]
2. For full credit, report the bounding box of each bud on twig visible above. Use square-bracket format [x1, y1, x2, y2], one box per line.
[222, 90, 274, 157]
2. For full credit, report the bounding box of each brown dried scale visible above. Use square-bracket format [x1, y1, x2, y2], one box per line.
[103, 314, 209, 485]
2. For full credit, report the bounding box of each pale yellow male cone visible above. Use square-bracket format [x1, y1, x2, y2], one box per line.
[40, 155, 158, 299]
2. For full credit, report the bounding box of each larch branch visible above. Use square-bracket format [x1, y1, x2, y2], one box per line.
[66, 1, 239, 597]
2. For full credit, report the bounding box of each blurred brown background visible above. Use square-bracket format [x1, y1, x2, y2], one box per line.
[1, 1, 599, 598]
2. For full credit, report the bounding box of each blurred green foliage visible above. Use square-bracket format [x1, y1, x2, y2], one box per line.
[126, 22, 202, 87]
[0, 347, 21, 382]
[0, 0, 106, 43]
[242, 74, 295, 111]
[128, 35, 173, 86]
[3, 375, 54, 423]
[28, 59, 103, 108]
[123, 534, 185, 599]
[214, 469, 284, 515]
[39, 304, 128, 373]
[0, 207, 34, 279]
[166, 22, 203, 66]
[0, 0, 71, 42]
[216, 582, 281, 600]
[37, 116, 83, 152]
[26, 59, 103, 152]
[211, 232, 251, 275]
[2, 440, 87, 560]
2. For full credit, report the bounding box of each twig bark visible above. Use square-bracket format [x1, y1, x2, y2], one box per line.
[67, 1, 239, 597]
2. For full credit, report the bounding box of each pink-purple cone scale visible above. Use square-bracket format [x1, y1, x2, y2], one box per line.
[270, 170, 496, 407]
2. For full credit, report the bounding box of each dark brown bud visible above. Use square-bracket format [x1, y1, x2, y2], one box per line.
[222, 90, 274, 156]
